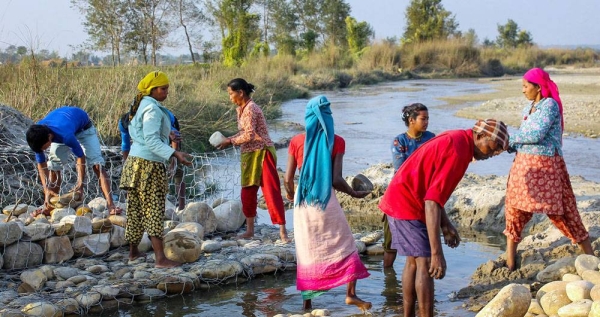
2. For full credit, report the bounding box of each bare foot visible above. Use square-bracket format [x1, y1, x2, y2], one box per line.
[155, 258, 182, 268]
[237, 232, 254, 239]
[303, 299, 312, 310]
[129, 251, 146, 261]
[345, 295, 372, 313]
[279, 233, 291, 244]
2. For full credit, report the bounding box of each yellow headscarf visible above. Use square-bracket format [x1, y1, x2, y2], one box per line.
[137, 71, 169, 96]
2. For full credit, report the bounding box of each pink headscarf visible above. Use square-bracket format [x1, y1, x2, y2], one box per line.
[523, 68, 563, 130]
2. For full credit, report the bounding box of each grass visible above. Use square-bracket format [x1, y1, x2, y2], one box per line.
[1, 40, 597, 152]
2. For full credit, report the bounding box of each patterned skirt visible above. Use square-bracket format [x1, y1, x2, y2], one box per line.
[505, 152, 573, 215]
[120, 156, 168, 192]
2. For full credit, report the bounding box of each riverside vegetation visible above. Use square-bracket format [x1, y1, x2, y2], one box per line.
[0, 39, 598, 152]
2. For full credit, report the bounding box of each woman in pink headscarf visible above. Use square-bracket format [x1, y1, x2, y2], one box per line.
[503, 68, 593, 271]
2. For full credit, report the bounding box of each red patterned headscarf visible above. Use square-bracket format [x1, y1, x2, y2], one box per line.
[523, 68, 563, 130]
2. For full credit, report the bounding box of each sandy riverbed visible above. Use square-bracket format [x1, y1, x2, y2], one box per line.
[440, 67, 600, 138]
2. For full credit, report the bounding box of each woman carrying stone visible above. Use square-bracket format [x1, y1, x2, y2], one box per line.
[119, 70, 192, 268]
[217, 78, 290, 243]
[283, 95, 372, 313]
[504, 67, 593, 271]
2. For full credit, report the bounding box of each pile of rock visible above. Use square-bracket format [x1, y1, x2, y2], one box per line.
[477, 254, 600, 317]
[0, 194, 387, 316]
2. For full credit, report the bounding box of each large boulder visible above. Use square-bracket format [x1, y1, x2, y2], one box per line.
[213, 200, 245, 232]
[163, 229, 202, 263]
[72, 233, 111, 256]
[3, 241, 44, 269]
[475, 283, 531, 317]
[179, 202, 217, 234]
[38, 236, 74, 264]
[0, 221, 23, 246]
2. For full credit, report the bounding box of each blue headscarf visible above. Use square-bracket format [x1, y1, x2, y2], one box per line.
[295, 95, 335, 209]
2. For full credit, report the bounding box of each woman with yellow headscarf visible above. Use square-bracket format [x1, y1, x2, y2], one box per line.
[119, 71, 193, 268]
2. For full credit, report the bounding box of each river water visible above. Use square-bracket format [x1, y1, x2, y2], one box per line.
[117, 79, 600, 316]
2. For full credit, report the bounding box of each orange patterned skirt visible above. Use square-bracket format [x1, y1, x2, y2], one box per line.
[504, 152, 588, 243]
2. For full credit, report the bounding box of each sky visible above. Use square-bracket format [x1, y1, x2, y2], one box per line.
[1, 0, 599, 57]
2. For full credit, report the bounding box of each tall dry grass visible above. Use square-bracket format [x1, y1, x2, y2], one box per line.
[1, 41, 596, 152]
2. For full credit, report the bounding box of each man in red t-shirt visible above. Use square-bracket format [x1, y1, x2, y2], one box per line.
[379, 119, 509, 317]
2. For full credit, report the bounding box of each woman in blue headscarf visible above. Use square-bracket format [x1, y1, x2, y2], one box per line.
[284, 95, 372, 313]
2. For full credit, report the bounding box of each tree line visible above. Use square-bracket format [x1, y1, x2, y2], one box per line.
[1, 0, 535, 67]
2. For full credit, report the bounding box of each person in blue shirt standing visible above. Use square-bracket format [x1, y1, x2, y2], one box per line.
[26, 106, 123, 216]
[383, 103, 435, 268]
[119, 107, 186, 210]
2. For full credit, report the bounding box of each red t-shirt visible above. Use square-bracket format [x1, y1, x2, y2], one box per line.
[378, 129, 474, 223]
[288, 133, 345, 170]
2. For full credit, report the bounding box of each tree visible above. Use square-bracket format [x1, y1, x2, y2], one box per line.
[345, 16, 373, 56]
[125, 0, 172, 66]
[267, 0, 299, 55]
[496, 19, 533, 48]
[321, 0, 351, 49]
[402, 0, 458, 44]
[71, 0, 128, 66]
[463, 28, 479, 46]
[174, 0, 207, 63]
[207, 0, 261, 66]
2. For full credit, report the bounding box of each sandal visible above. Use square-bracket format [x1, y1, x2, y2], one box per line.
[31, 208, 51, 218]
[108, 206, 123, 216]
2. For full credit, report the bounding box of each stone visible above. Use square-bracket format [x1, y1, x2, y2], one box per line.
[179, 202, 217, 233]
[53, 267, 81, 280]
[527, 299, 544, 315]
[590, 301, 600, 317]
[574, 254, 600, 276]
[20, 302, 60, 317]
[475, 283, 531, 317]
[311, 309, 331, 316]
[241, 254, 282, 275]
[75, 291, 102, 309]
[536, 281, 568, 302]
[359, 231, 383, 245]
[201, 240, 222, 253]
[72, 233, 111, 256]
[581, 270, 600, 285]
[156, 276, 194, 295]
[50, 207, 76, 223]
[175, 222, 205, 240]
[109, 225, 127, 248]
[0, 221, 23, 246]
[88, 197, 107, 213]
[38, 236, 74, 264]
[3, 204, 29, 216]
[366, 244, 384, 255]
[20, 269, 47, 291]
[539, 289, 572, 316]
[163, 229, 202, 263]
[21, 222, 54, 241]
[589, 284, 600, 301]
[213, 200, 245, 232]
[189, 259, 244, 280]
[355, 240, 366, 253]
[61, 215, 92, 238]
[566, 280, 593, 301]
[55, 298, 80, 314]
[91, 218, 112, 234]
[3, 241, 43, 269]
[108, 215, 127, 228]
[557, 299, 592, 317]
[562, 273, 583, 282]
[537, 256, 577, 283]
[75, 204, 92, 216]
